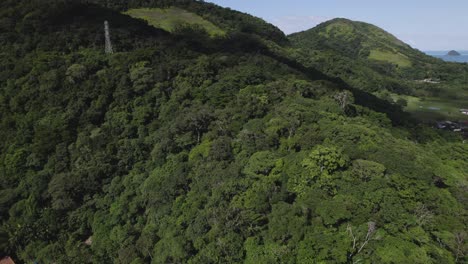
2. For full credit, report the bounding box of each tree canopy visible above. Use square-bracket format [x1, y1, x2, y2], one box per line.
[0, 0, 466, 263]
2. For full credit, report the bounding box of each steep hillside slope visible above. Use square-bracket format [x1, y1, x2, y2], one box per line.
[290, 18, 434, 64]
[124, 7, 226, 37]
[90, 0, 288, 45]
[0, 1, 466, 263]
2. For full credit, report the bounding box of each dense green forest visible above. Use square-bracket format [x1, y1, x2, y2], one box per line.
[0, 0, 466, 263]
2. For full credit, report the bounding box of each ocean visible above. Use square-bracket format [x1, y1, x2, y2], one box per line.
[425, 51, 468, 63]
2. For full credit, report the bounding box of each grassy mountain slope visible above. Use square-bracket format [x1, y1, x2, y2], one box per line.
[289, 18, 468, 103]
[293, 18, 418, 64]
[289, 18, 468, 122]
[124, 7, 226, 37]
[90, 0, 288, 45]
[0, 1, 467, 263]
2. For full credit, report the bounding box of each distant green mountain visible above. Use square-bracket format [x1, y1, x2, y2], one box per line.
[289, 18, 468, 99]
[290, 18, 420, 65]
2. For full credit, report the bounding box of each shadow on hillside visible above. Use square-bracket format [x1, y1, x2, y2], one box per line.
[23, 1, 416, 129]
[261, 49, 416, 127]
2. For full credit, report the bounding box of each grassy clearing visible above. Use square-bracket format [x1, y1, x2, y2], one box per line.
[391, 94, 468, 122]
[369, 49, 412, 67]
[124, 8, 225, 37]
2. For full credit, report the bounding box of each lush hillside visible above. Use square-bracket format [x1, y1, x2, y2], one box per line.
[0, 1, 467, 263]
[90, 0, 288, 45]
[290, 18, 418, 63]
[124, 7, 226, 37]
[289, 18, 468, 107]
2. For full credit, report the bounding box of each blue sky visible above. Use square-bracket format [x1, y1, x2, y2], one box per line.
[207, 0, 468, 51]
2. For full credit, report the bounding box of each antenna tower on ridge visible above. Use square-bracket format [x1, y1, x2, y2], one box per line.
[104, 20, 114, 54]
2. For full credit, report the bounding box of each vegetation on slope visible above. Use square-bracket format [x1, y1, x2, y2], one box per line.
[0, 0, 466, 263]
[291, 18, 416, 61]
[289, 18, 468, 101]
[289, 19, 463, 89]
[90, 0, 288, 45]
[124, 7, 226, 37]
[391, 94, 468, 121]
[368, 49, 412, 68]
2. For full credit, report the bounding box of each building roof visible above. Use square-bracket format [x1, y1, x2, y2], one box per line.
[0, 257, 15, 264]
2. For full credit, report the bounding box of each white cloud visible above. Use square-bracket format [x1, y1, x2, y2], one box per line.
[269, 15, 331, 34]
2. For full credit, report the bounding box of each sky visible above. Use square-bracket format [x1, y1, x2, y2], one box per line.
[207, 0, 468, 51]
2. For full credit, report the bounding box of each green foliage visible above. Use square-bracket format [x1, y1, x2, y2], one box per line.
[0, 1, 466, 263]
[289, 17, 468, 108]
[244, 151, 278, 177]
[303, 145, 348, 174]
[90, 0, 287, 44]
[66, 64, 88, 84]
[369, 49, 412, 67]
[129, 61, 154, 93]
[125, 7, 226, 37]
[289, 146, 349, 196]
[396, 97, 408, 107]
[188, 139, 211, 162]
[351, 159, 386, 181]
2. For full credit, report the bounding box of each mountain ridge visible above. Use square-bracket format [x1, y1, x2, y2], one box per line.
[288, 17, 468, 103]
[288, 17, 436, 67]
[87, 0, 289, 44]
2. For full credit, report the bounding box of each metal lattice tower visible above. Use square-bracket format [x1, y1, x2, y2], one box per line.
[104, 20, 114, 54]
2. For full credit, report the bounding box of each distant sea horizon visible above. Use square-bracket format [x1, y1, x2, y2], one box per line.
[424, 50, 468, 63]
